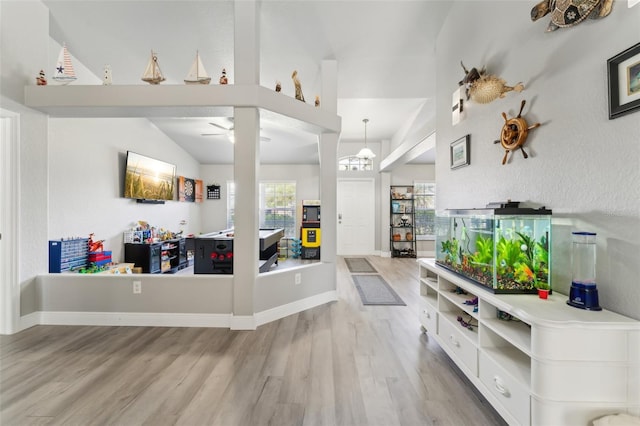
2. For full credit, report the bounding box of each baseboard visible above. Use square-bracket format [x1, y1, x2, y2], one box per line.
[29, 291, 339, 330]
[19, 311, 41, 331]
[255, 290, 338, 327]
[230, 315, 256, 330]
[39, 311, 232, 328]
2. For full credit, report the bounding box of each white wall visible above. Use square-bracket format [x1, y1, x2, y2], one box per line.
[435, 1, 640, 319]
[1, 1, 51, 323]
[49, 117, 202, 264]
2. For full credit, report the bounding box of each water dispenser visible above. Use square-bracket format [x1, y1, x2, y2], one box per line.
[567, 231, 601, 310]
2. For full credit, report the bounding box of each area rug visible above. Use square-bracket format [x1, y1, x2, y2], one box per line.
[344, 257, 377, 273]
[351, 274, 406, 306]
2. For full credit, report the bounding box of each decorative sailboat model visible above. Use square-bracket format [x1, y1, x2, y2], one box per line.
[53, 43, 77, 84]
[141, 50, 165, 85]
[184, 51, 211, 85]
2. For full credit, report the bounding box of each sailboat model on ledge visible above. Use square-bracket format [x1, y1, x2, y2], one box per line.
[53, 43, 77, 84]
[141, 50, 165, 85]
[184, 51, 211, 85]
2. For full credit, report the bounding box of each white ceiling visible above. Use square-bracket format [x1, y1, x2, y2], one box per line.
[44, 0, 450, 164]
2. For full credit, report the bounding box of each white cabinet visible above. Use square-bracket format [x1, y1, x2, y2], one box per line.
[417, 258, 640, 426]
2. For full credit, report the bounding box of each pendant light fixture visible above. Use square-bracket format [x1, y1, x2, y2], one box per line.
[357, 118, 376, 159]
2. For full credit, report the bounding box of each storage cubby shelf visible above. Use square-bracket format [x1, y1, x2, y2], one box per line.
[482, 346, 531, 388]
[24, 84, 341, 136]
[417, 257, 640, 426]
[482, 317, 532, 356]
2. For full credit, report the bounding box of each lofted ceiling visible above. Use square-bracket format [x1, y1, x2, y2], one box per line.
[43, 0, 450, 165]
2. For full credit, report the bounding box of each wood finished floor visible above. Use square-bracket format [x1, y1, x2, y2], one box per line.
[0, 256, 506, 426]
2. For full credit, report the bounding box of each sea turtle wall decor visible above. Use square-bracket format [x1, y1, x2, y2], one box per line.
[531, 0, 614, 32]
[494, 100, 541, 165]
[460, 62, 524, 104]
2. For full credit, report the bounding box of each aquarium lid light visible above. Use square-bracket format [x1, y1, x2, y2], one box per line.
[486, 200, 520, 208]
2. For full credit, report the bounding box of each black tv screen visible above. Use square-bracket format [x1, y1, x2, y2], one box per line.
[124, 151, 176, 201]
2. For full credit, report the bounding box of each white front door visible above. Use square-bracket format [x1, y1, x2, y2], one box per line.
[337, 178, 375, 255]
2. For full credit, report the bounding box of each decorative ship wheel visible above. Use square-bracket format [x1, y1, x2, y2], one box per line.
[494, 99, 541, 165]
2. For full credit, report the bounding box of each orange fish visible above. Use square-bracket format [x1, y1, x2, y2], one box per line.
[521, 264, 534, 279]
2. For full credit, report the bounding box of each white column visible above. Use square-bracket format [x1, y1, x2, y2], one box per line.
[380, 138, 391, 257]
[232, 0, 260, 327]
[319, 60, 338, 264]
[0, 113, 20, 334]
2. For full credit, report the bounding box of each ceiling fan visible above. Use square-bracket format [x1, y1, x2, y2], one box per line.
[201, 118, 271, 143]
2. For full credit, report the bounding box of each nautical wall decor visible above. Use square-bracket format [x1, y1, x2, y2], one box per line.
[36, 70, 47, 86]
[494, 100, 541, 165]
[531, 0, 613, 32]
[53, 43, 77, 84]
[184, 51, 211, 85]
[219, 68, 228, 85]
[459, 62, 524, 104]
[141, 50, 165, 84]
[292, 70, 305, 102]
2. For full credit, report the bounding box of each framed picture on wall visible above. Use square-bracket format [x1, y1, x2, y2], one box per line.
[608, 42, 640, 119]
[450, 134, 470, 169]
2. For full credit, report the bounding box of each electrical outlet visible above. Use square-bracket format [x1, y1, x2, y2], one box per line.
[133, 280, 142, 294]
[295, 273, 301, 285]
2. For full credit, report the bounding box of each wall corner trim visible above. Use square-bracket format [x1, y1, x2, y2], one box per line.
[255, 290, 338, 327]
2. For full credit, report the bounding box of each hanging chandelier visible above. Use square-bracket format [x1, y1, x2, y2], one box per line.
[357, 118, 376, 159]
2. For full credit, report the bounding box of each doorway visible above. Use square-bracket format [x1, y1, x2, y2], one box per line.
[337, 178, 375, 255]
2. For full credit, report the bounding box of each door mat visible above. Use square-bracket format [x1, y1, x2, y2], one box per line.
[344, 257, 377, 273]
[351, 274, 406, 306]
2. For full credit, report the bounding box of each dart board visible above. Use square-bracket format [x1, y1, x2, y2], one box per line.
[179, 176, 196, 202]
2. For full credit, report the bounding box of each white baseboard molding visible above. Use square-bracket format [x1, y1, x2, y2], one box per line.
[230, 315, 256, 330]
[255, 290, 338, 327]
[19, 311, 41, 331]
[26, 291, 339, 331]
[39, 311, 232, 328]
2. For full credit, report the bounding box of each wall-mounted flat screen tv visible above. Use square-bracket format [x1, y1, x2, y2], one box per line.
[124, 151, 176, 201]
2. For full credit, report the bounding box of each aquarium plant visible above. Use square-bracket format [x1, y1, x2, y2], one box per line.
[440, 238, 459, 265]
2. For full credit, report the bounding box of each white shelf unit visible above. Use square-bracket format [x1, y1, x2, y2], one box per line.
[417, 258, 640, 426]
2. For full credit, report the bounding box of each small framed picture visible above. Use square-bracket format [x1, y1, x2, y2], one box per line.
[608, 42, 640, 119]
[450, 134, 470, 169]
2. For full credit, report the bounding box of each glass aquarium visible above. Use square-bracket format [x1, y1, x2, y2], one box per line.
[435, 206, 552, 293]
